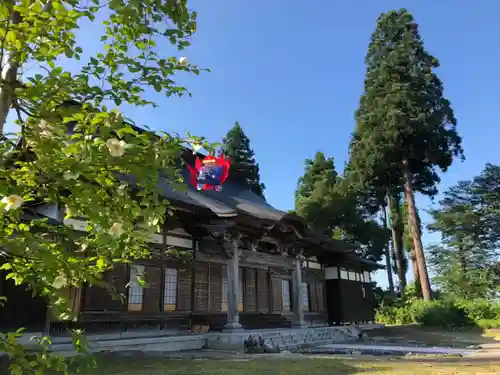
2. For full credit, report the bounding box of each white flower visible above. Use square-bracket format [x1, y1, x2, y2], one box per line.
[52, 275, 67, 289]
[178, 56, 187, 65]
[109, 112, 124, 125]
[1, 195, 24, 211]
[63, 171, 80, 181]
[39, 120, 54, 138]
[148, 217, 159, 227]
[109, 222, 124, 237]
[106, 138, 127, 157]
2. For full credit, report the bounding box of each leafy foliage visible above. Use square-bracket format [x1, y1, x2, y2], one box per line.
[295, 152, 388, 261]
[427, 164, 500, 299]
[0, 1, 209, 374]
[376, 297, 500, 329]
[221, 121, 265, 197]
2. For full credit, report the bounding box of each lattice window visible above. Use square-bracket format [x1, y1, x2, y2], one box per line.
[281, 279, 291, 312]
[340, 268, 348, 280]
[363, 271, 371, 282]
[238, 268, 244, 312]
[163, 268, 178, 312]
[221, 266, 228, 312]
[127, 264, 144, 312]
[301, 282, 309, 312]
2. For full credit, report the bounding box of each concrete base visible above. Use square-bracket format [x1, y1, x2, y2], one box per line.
[291, 321, 308, 328]
[0, 333, 207, 357]
[53, 334, 207, 357]
[223, 321, 243, 332]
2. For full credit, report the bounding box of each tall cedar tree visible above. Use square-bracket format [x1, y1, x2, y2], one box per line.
[295, 152, 388, 261]
[222, 122, 265, 197]
[428, 164, 500, 298]
[347, 9, 463, 300]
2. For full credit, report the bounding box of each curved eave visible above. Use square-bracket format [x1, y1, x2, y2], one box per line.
[344, 254, 385, 271]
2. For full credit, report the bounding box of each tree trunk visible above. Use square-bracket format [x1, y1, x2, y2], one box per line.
[457, 246, 468, 275]
[411, 247, 419, 281]
[0, 1, 21, 135]
[381, 204, 395, 293]
[410, 246, 422, 297]
[402, 159, 432, 300]
[387, 193, 406, 295]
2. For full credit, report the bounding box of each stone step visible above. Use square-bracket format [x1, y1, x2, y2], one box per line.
[50, 334, 206, 355]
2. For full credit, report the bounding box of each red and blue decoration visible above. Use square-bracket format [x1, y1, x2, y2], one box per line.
[187, 154, 231, 192]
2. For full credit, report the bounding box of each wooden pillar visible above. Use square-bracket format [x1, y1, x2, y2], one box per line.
[160, 222, 168, 313]
[291, 255, 307, 327]
[223, 231, 243, 331]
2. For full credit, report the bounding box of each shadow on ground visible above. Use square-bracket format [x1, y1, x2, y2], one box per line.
[362, 325, 500, 348]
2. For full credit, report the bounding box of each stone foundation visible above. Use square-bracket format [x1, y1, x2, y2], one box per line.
[7, 326, 371, 357]
[206, 326, 360, 352]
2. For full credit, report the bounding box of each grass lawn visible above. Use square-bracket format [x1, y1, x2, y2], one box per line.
[85, 356, 500, 375]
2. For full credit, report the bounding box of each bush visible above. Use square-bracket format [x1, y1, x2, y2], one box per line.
[457, 299, 500, 321]
[415, 300, 472, 327]
[375, 297, 500, 328]
[476, 319, 500, 329]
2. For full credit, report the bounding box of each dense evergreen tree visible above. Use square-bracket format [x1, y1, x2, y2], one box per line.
[428, 164, 500, 299]
[346, 9, 463, 300]
[221, 121, 265, 197]
[295, 152, 388, 261]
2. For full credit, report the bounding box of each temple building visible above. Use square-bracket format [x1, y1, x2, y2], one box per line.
[0, 143, 382, 339]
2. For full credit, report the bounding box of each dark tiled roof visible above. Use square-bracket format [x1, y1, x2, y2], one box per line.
[159, 167, 298, 224]
[117, 172, 237, 218]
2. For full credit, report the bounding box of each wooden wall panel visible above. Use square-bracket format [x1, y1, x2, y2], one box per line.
[338, 280, 371, 323]
[194, 262, 209, 312]
[177, 268, 192, 311]
[309, 283, 318, 312]
[244, 268, 257, 313]
[317, 282, 325, 312]
[84, 265, 127, 311]
[270, 277, 282, 313]
[143, 266, 161, 312]
[257, 269, 269, 313]
[210, 263, 222, 313]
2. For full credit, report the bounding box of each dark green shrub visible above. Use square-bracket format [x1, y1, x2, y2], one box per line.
[456, 299, 497, 321]
[375, 298, 499, 328]
[476, 318, 500, 329]
[414, 300, 472, 328]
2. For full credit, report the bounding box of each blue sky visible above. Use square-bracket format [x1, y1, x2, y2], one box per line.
[7, 1, 500, 287]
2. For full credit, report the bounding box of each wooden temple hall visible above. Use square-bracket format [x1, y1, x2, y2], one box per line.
[0, 151, 381, 335]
